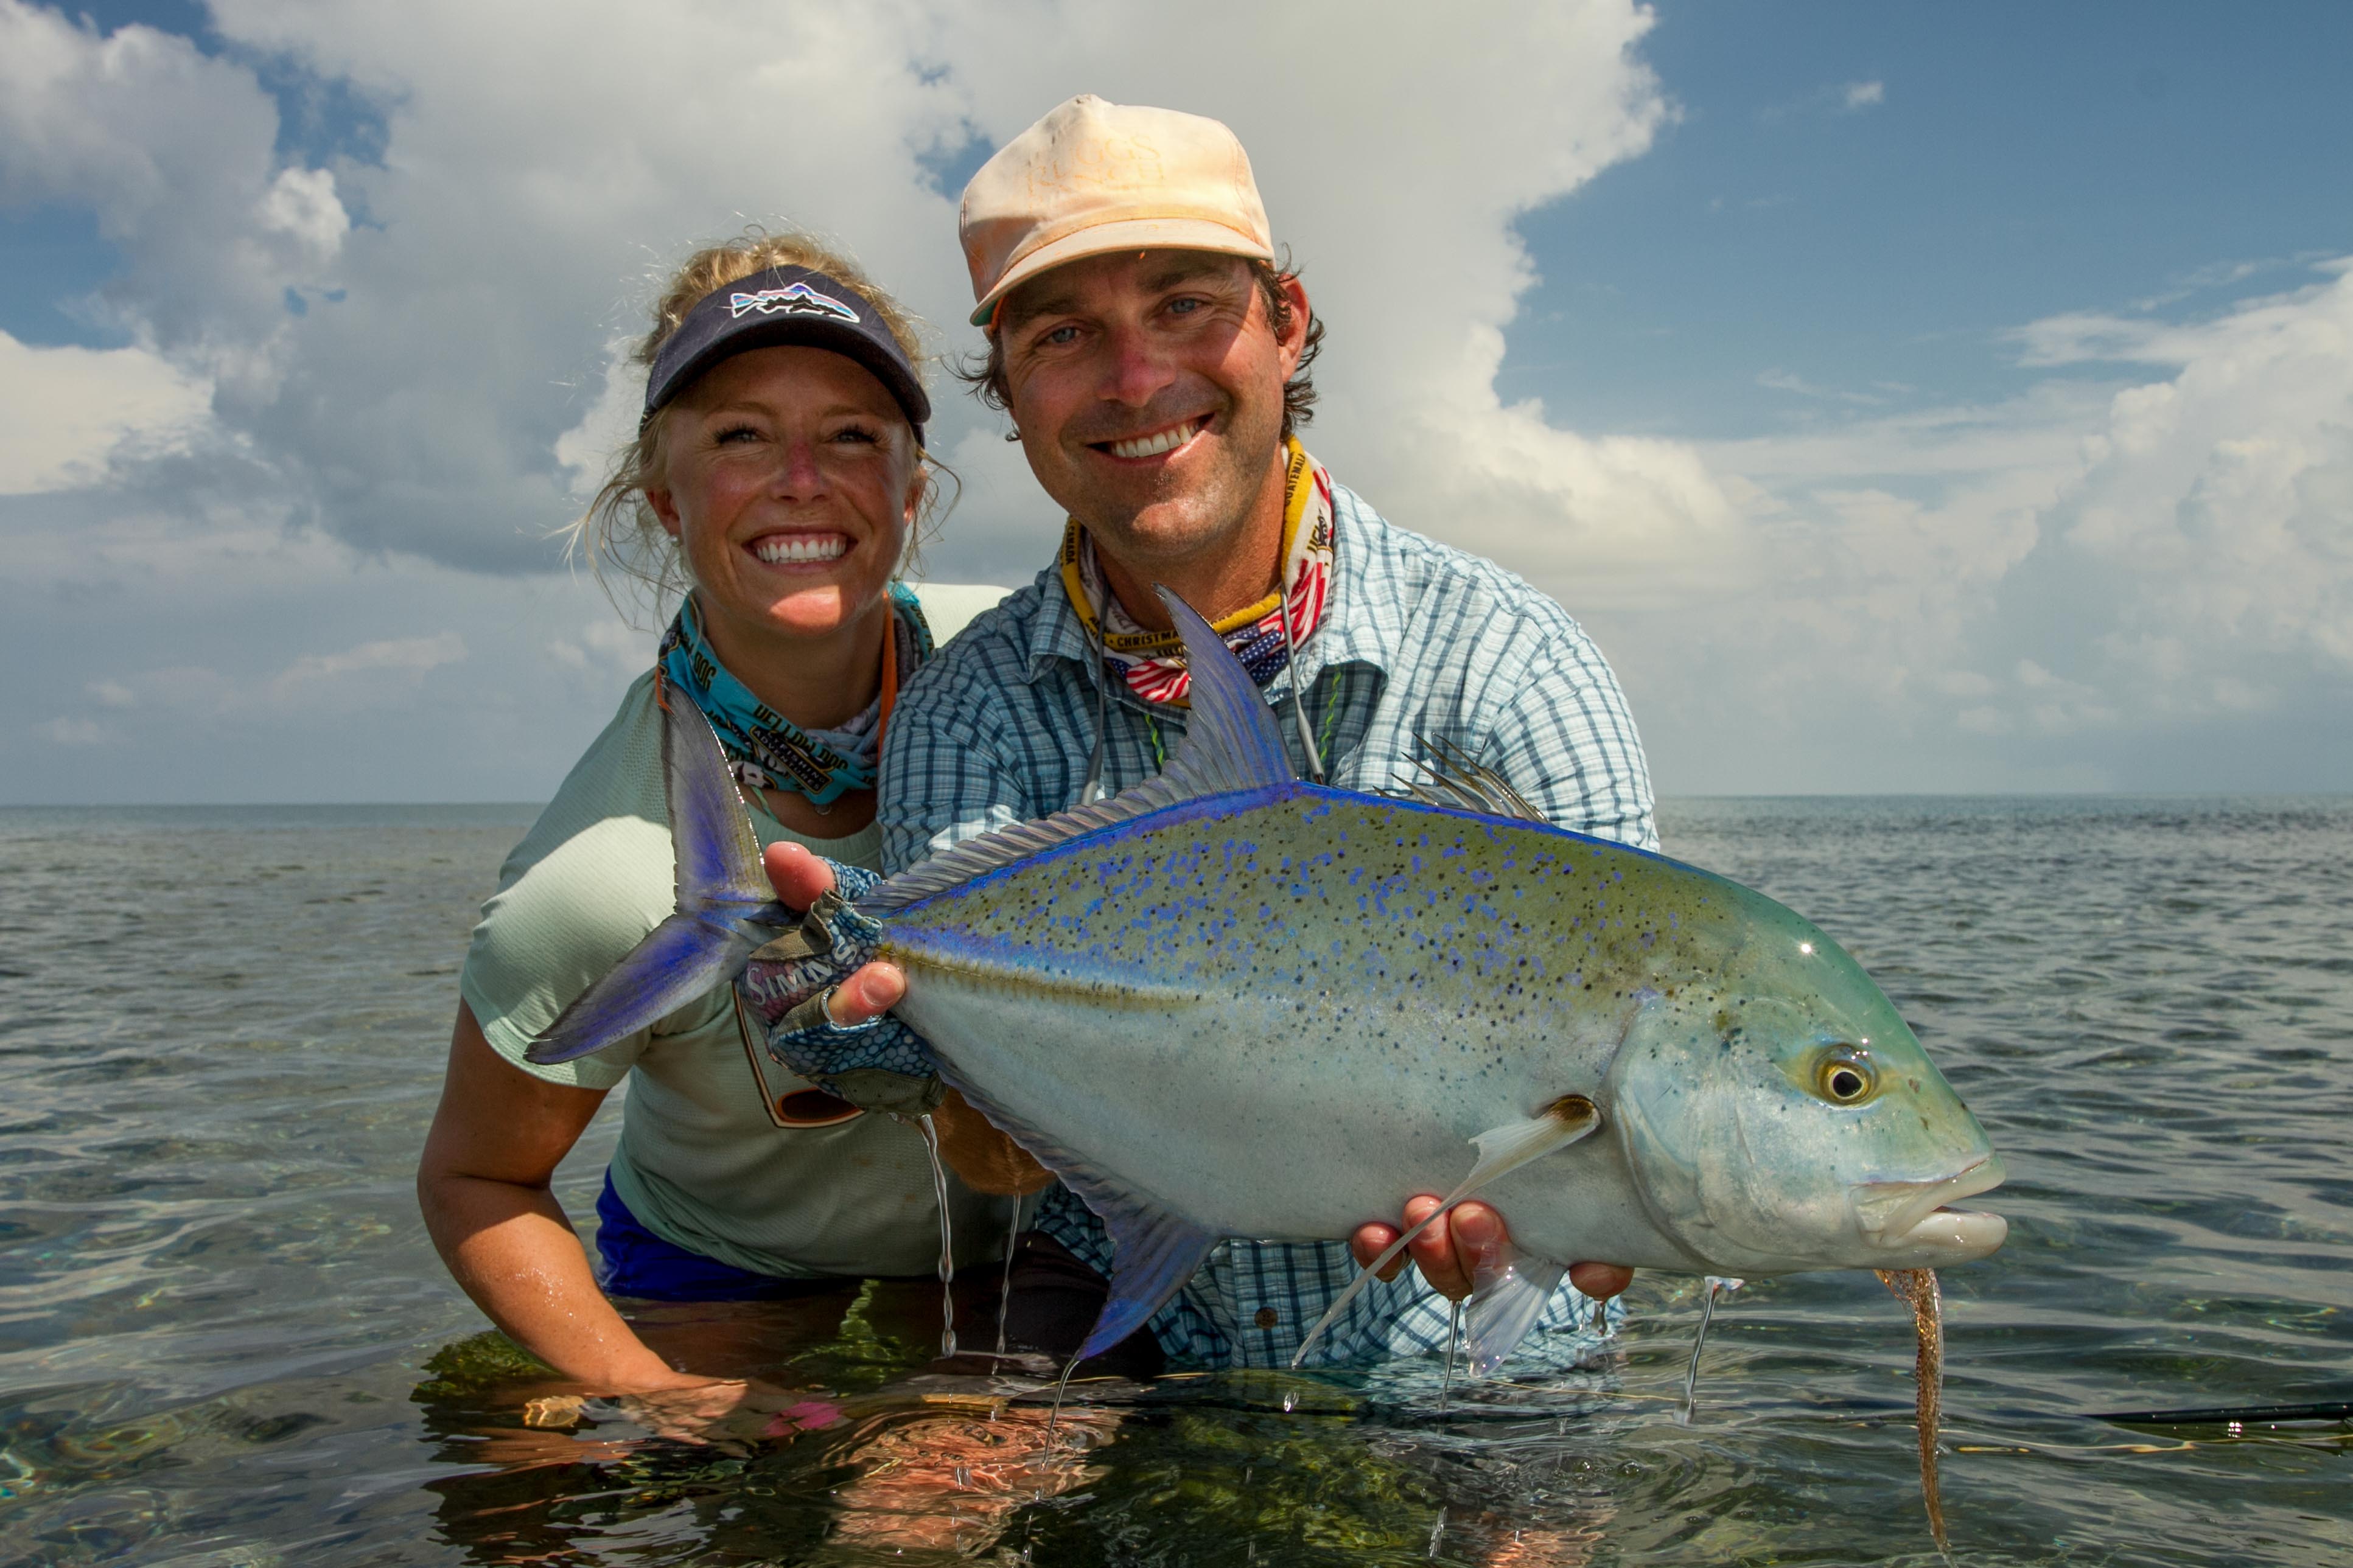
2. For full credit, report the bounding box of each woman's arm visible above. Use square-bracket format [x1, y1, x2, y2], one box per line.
[418, 1002, 721, 1392]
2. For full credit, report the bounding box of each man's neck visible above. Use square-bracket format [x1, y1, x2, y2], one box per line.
[1094, 447, 1290, 632]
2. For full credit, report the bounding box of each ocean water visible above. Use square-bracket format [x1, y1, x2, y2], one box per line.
[0, 796, 2346, 1566]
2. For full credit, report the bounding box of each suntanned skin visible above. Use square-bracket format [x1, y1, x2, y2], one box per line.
[418, 346, 934, 1418]
[799, 250, 1634, 1309]
[645, 344, 928, 838]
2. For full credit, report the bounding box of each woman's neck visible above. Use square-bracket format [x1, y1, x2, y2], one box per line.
[691, 590, 891, 733]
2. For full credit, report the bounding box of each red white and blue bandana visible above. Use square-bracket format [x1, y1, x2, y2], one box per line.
[1058, 437, 1335, 706]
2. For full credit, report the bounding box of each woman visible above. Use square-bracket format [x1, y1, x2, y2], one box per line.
[418, 234, 1008, 1429]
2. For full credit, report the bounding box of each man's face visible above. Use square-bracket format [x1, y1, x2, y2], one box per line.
[997, 250, 1309, 574]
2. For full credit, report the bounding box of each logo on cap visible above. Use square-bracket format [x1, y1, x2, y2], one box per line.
[728, 282, 859, 322]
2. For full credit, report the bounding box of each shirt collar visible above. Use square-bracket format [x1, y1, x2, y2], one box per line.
[1020, 472, 1400, 697]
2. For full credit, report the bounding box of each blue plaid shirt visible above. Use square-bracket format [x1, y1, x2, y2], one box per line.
[878, 476, 1657, 1369]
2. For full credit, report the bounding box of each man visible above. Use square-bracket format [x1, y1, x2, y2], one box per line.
[772, 95, 1652, 1370]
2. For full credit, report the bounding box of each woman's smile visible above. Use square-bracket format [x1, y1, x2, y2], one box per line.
[649, 343, 923, 656]
[747, 530, 853, 567]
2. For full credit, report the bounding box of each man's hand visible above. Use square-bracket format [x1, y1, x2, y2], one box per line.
[1350, 1198, 1635, 1305]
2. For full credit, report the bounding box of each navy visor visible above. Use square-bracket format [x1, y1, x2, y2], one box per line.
[643, 265, 930, 447]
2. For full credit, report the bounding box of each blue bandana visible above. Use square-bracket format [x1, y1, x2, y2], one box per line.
[658, 584, 932, 807]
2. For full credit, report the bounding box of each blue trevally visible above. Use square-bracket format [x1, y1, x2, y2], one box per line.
[530, 590, 2005, 1371]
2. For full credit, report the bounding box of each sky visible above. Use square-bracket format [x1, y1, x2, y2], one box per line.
[4, 0, 2349, 803]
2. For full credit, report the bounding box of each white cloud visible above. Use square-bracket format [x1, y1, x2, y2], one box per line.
[0, 0, 2346, 801]
[269, 631, 467, 700]
[1615, 256, 2353, 785]
[1, 0, 1687, 578]
[0, 1, 343, 405]
[0, 330, 213, 493]
[544, 618, 647, 678]
[39, 716, 111, 746]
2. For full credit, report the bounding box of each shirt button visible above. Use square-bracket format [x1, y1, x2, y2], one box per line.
[1254, 1307, 1279, 1329]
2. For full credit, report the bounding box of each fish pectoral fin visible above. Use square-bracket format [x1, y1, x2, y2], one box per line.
[1464, 1247, 1567, 1377]
[1288, 1095, 1602, 1368]
[1462, 1095, 1603, 1192]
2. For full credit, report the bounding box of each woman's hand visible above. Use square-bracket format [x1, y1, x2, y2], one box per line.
[615, 1376, 844, 1446]
[1349, 1198, 1635, 1305]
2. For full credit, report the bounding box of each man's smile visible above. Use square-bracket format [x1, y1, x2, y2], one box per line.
[1093, 413, 1214, 462]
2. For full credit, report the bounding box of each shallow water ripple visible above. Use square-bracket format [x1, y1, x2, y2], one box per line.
[1, 797, 2347, 1565]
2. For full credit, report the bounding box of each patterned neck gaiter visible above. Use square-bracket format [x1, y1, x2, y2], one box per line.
[1058, 436, 1335, 706]
[657, 583, 933, 807]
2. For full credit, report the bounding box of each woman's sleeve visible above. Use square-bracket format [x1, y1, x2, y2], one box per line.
[458, 810, 718, 1092]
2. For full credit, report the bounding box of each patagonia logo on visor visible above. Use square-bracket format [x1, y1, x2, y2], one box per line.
[729, 282, 859, 322]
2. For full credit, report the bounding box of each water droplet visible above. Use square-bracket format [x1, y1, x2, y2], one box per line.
[915, 1113, 957, 1358]
[996, 1190, 1021, 1361]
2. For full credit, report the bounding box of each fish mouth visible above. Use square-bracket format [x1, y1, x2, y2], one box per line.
[1850, 1155, 2008, 1258]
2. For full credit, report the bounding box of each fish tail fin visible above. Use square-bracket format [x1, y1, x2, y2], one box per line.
[656, 668, 772, 911]
[526, 913, 760, 1064]
[526, 677, 773, 1065]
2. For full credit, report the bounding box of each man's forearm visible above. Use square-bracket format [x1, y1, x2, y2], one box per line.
[934, 1090, 1055, 1195]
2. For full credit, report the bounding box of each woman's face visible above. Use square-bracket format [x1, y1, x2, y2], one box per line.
[648, 344, 923, 650]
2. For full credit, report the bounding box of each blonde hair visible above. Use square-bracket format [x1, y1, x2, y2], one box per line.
[569, 228, 948, 621]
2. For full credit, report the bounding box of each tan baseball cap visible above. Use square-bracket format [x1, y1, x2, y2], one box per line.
[959, 95, 1274, 328]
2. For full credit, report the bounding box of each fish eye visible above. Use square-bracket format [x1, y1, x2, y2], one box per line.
[1814, 1048, 1876, 1106]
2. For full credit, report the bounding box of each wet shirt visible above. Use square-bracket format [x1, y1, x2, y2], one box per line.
[461, 585, 1010, 1282]
[876, 485, 1655, 1367]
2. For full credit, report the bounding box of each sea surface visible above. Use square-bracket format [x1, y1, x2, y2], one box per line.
[0, 796, 2346, 1566]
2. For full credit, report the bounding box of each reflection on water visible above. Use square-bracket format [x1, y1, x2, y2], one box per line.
[1, 798, 2348, 1564]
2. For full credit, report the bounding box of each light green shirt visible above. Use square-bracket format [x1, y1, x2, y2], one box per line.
[460, 584, 1010, 1279]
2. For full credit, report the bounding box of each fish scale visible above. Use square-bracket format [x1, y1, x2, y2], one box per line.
[876, 787, 1864, 1276]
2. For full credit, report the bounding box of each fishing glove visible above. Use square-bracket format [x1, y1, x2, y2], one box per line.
[735, 861, 947, 1118]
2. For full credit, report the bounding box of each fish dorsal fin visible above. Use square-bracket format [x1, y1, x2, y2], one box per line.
[861, 585, 1299, 917]
[1152, 584, 1297, 795]
[1393, 733, 1547, 824]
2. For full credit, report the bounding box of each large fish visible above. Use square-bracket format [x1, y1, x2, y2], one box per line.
[529, 590, 2005, 1376]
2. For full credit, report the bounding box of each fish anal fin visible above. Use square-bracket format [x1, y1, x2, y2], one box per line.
[1464, 1247, 1568, 1376]
[1075, 1200, 1219, 1363]
[1289, 1095, 1602, 1367]
[926, 1065, 1215, 1364]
